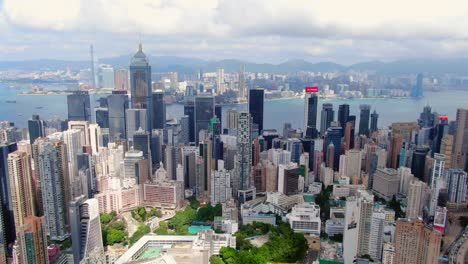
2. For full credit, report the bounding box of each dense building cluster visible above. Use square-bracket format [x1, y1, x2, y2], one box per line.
[0, 44, 466, 264]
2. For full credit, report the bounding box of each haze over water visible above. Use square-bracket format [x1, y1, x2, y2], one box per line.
[1, 83, 467, 131]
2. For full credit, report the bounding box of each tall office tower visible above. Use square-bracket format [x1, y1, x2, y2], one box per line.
[411, 146, 429, 181]
[28, 115, 45, 144]
[8, 151, 35, 229]
[217, 68, 225, 94]
[0, 197, 5, 263]
[304, 92, 319, 139]
[357, 190, 374, 258]
[114, 68, 129, 91]
[447, 168, 467, 204]
[453, 108, 468, 171]
[326, 143, 335, 169]
[432, 116, 449, 154]
[210, 117, 222, 137]
[325, 124, 342, 170]
[369, 210, 385, 261]
[358, 104, 371, 136]
[370, 110, 379, 134]
[238, 65, 246, 99]
[288, 138, 302, 164]
[395, 218, 441, 264]
[98, 64, 115, 88]
[184, 101, 195, 143]
[249, 88, 265, 133]
[89, 123, 102, 154]
[15, 216, 48, 264]
[108, 90, 129, 140]
[338, 104, 350, 129]
[406, 180, 427, 219]
[63, 128, 85, 199]
[387, 134, 403, 169]
[95, 108, 109, 129]
[320, 103, 334, 136]
[90, 45, 97, 89]
[211, 161, 232, 204]
[38, 141, 70, 241]
[278, 163, 300, 194]
[67, 91, 91, 122]
[77, 153, 94, 199]
[412, 73, 424, 97]
[151, 130, 163, 170]
[343, 196, 360, 264]
[344, 122, 354, 151]
[346, 149, 362, 181]
[226, 109, 239, 130]
[126, 108, 148, 140]
[0, 142, 18, 244]
[440, 135, 454, 170]
[236, 112, 253, 194]
[215, 104, 222, 128]
[198, 141, 212, 197]
[418, 105, 434, 128]
[130, 43, 153, 130]
[180, 116, 190, 145]
[152, 91, 166, 130]
[195, 96, 214, 143]
[133, 128, 152, 177]
[70, 197, 105, 264]
[429, 153, 445, 215]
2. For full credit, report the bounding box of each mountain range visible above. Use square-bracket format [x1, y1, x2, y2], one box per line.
[2, 55, 468, 75]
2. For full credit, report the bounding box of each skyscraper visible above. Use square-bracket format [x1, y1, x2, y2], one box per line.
[406, 180, 427, 219]
[98, 64, 115, 88]
[107, 90, 129, 140]
[236, 112, 253, 193]
[114, 68, 129, 91]
[395, 218, 441, 264]
[304, 92, 319, 139]
[358, 104, 371, 136]
[67, 91, 91, 122]
[325, 124, 342, 170]
[338, 104, 350, 128]
[453, 108, 468, 171]
[217, 68, 225, 94]
[411, 146, 429, 181]
[95, 107, 109, 129]
[238, 65, 246, 99]
[249, 88, 265, 133]
[63, 129, 85, 199]
[0, 197, 5, 264]
[130, 43, 153, 131]
[38, 141, 70, 241]
[447, 168, 467, 204]
[370, 110, 379, 133]
[126, 108, 148, 140]
[133, 128, 152, 176]
[0, 142, 18, 244]
[195, 96, 214, 143]
[320, 103, 334, 136]
[184, 101, 195, 143]
[28, 115, 45, 144]
[412, 73, 424, 97]
[7, 151, 35, 229]
[70, 196, 105, 264]
[15, 216, 48, 264]
[152, 91, 166, 130]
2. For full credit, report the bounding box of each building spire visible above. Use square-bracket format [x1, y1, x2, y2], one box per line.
[138, 42, 142, 52]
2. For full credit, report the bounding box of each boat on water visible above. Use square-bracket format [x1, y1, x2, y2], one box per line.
[6, 100, 17, 103]
[35, 106, 44, 109]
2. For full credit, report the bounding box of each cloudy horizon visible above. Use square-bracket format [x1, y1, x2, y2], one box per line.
[1, 0, 468, 64]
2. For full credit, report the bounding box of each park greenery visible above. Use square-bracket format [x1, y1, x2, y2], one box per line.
[213, 221, 308, 264]
[388, 195, 404, 219]
[167, 201, 222, 235]
[131, 207, 162, 222]
[100, 212, 128, 246]
[129, 224, 151, 245]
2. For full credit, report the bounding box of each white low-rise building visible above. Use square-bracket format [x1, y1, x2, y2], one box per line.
[286, 202, 321, 235]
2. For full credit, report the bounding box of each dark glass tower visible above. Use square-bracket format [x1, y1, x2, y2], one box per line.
[67, 91, 91, 122]
[130, 43, 152, 131]
[28, 115, 44, 144]
[0, 142, 18, 244]
[412, 73, 424, 97]
[305, 93, 318, 139]
[184, 101, 195, 143]
[320, 103, 334, 136]
[338, 104, 350, 128]
[152, 91, 166, 129]
[359, 104, 371, 136]
[195, 96, 214, 143]
[95, 108, 109, 129]
[325, 124, 341, 170]
[215, 104, 222, 129]
[248, 88, 264, 133]
[411, 146, 429, 181]
[433, 117, 449, 155]
[370, 110, 379, 133]
[107, 90, 129, 140]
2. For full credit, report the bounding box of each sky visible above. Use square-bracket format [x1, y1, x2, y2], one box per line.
[1, 0, 468, 64]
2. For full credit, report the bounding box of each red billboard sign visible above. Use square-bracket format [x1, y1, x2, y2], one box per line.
[439, 116, 449, 121]
[305, 86, 319, 93]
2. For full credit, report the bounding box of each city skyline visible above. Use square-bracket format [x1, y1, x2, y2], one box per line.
[1, 1, 468, 63]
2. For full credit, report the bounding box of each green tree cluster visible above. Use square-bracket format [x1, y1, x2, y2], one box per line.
[131, 207, 163, 222]
[129, 224, 151, 245]
[217, 222, 308, 264]
[100, 212, 128, 246]
[155, 221, 169, 235]
[196, 203, 222, 222]
[169, 206, 197, 235]
[388, 196, 404, 219]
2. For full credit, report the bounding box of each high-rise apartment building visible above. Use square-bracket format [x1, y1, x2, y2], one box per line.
[236, 112, 253, 193]
[395, 218, 441, 264]
[453, 108, 468, 171]
[406, 180, 427, 219]
[15, 216, 48, 264]
[28, 115, 45, 144]
[447, 168, 467, 204]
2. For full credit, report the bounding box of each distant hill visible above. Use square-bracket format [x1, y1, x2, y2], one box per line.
[2, 55, 468, 75]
